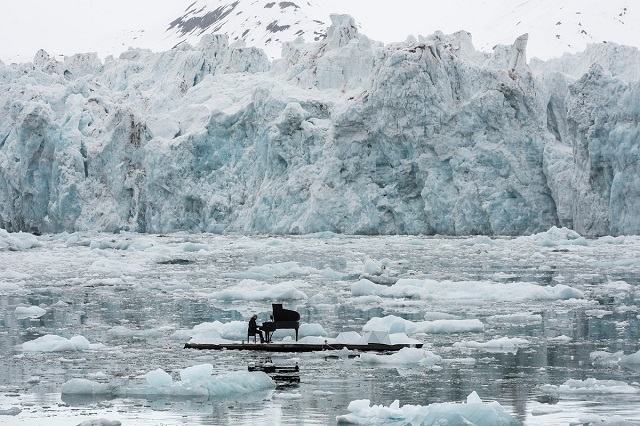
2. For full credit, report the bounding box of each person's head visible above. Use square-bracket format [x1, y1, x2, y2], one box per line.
[251, 314, 257, 320]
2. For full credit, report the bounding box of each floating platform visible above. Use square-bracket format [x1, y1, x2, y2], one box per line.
[184, 342, 423, 352]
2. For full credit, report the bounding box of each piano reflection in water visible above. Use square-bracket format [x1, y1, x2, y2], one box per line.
[258, 304, 301, 343]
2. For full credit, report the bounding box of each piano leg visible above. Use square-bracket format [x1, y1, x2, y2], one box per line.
[295, 327, 298, 342]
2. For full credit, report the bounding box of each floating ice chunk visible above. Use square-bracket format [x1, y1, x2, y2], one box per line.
[363, 257, 384, 275]
[274, 323, 327, 339]
[363, 315, 483, 335]
[363, 331, 392, 345]
[335, 331, 364, 344]
[145, 369, 173, 388]
[530, 405, 562, 416]
[76, 419, 121, 426]
[186, 321, 242, 342]
[388, 333, 422, 345]
[63, 366, 275, 399]
[548, 335, 572, 343]
[15, 305, 47, 319]
[277, 392, 302, 399]
[27, 376, 41, 383]
[180, 364, 214, 383]
[540, 378, 639, 395]
[120, 368, 275, 398]
[226, 262, 344, 280]
[597, 236, 626, 245]
[181, 242, 209, 252]
[0, 407, 22, 416]
[585, 309, 613, 318]
[359, 348, 442, 367]
[486, 312, 542, 324]
[211, 280, 308, 301]
[454, 337, 530, 353]
[590, 350, 640, 367]
[107, 326, 169, 339]
[22, 335, 101, 352]
[0, 229, 41, 251]
[336, 392, 516, 425]
[423, 312, 460, 321]
[519, 226, 588, 247]
[352, 278, 583, 302]
[62, 379, 112, 395]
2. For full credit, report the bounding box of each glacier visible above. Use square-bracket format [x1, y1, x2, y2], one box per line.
[0, 15, 638, 236]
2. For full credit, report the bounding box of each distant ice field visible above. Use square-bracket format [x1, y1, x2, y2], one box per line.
[1, 230, 639, 424]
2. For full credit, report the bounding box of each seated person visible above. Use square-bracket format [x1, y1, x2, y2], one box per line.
[248, 314, 264, 343]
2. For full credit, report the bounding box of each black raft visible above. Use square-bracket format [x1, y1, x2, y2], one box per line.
[184, 342, 423, 352]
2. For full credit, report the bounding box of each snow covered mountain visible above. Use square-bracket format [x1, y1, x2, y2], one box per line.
[0, 0, 638, 63]
[165, 0, 328, 57]
[1, 14, 639, 236]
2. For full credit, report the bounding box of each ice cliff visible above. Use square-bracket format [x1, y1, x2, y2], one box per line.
[0, 15, 638, 236]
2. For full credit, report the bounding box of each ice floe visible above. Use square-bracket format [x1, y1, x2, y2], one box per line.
[454, 337, 530, 353]
[359, 348, 442, 367]
[226, 262, 345, 280]
[62, 365, 275, 399]
[14, 305, 47, 319]
[590, 350, 640, 368]
[362, 315, 484, 334]
[486, 312, 542, 324]
[540, 378, 639, 395]
[0, 229, 41, 251]
[210, 280, 308, 301]
[351, 278, 583, 303]
[76, 419, 121, 426]
[518, 226, 588, 247]
[22, 335, 104, 352]
[336, 391, 516, 425]
[0, 407, 22, 416]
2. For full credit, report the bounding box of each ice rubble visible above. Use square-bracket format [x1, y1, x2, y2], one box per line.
[62, 365, 275, 398]
[540, 378, 640, 395]
[1, 13, 639, 236]
[352, 278, 583, 303]
[336, 392, 517, 425]
[22, 334, 103, 352]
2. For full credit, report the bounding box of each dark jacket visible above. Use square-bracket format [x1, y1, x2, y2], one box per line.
[248, 318, 258, 334]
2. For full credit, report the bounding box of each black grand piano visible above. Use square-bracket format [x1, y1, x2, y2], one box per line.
[261, 304, 300, 342]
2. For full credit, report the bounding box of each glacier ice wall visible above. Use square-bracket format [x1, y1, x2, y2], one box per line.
[0, 15, 638, 236]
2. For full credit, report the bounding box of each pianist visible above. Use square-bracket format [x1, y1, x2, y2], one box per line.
[248, 314, 265, 343]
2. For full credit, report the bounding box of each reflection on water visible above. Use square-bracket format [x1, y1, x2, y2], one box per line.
[0, 234, 639, 425]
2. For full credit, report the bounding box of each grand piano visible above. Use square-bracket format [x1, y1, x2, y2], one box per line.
[261, 304, 300, 342]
